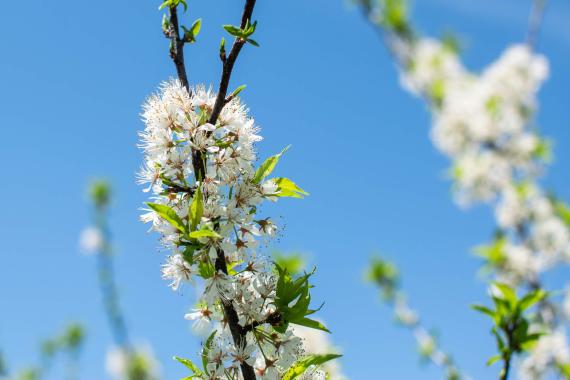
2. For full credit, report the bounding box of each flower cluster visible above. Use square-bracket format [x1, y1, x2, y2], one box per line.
[139, 80, 332, 379]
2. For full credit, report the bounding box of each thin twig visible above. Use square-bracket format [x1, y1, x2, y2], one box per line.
[526, 0, 548, 51]
[168, 6, 190, 90]
[167, 5, 205, 180]
[208, 0, 257, 125]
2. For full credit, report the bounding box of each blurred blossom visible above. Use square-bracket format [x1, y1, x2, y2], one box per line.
[79, 227, 103, 255]
[291, 324, 347, 380]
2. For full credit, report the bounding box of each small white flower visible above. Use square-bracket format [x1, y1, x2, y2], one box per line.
[161, 254, 194, 291]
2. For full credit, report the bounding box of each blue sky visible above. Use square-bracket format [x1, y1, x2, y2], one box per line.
[1, 0, 569, 379]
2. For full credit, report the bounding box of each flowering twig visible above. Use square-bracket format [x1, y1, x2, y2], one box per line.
[146, 1, 335, 379]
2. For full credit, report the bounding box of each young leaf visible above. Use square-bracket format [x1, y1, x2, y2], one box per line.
[486, 354, 502, 367]
[230, 84, 247, 98]
[174, 356, 203, 374]
[189, 229, 222, 239]
[252, 146, 290, 184]
[247, 38, 260, 47]
[291, 317, 330, 333]
[223, 24, 244, 38]
[145, 202, 187, 233]
[282, 354, 342, 380]
[517, 289, 547, 312]
[189, 186, 204, 231]
[272, 177, 308, 198]
[198, 260, 215, 279]
[492, 282, 517, 309]
[190, 18, 202, 36]
[471, 304, 496, 319]
[201, 331, 216, 375]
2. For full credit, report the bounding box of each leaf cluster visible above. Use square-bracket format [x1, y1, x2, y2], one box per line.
[366, 256, 399, 301]
[223, 19, 259, 47]
[472, 283, 547, 367]
[273, 264, 328, 333]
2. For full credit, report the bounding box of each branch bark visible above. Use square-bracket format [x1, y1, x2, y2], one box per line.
[165, 2, 259, 379]
[208, 0, 257, 125]
[168, 6, 189, 90]
[167, 5, 206, 182]
[209, 3, 258, 378]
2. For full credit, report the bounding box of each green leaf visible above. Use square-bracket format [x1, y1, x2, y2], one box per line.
[520, 333, 544, 351]
[471, 304, 496, 319]
[183, 19, 202, 43]
[555, 200, 570, 227]
[282, 354, 341, 380]
[201, 331, 216, 375]
[223, 24, 245, 38]
[518, 289, 547, 312]
[198, 260, 215, 279]
[473, 236, 506, 265]
[252, 146, 290, 184]
[189, 186, 204, 231]
[271, 177, 308, 198]
[247, 38, 260, 47]
[291, 317, 330, 333]
[486, 354, 502, 366]
[557, 363, 570, 378]
[230, 84, 247, 98]
[173, 356, 203, 376]
[219, 37, 226, 56]
[189, 229, 222, 239]
[158, 0, 171, 10]
[491, 327, 505, 352]
[190, 18, 202, 36]
[145, 202, 187, 233]
[492, 283, 517, 309]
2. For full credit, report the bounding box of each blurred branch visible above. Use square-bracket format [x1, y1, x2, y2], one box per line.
[526, 0, 548, 51]
[89, 181, 131, 350]
[366, 256, 464, 380]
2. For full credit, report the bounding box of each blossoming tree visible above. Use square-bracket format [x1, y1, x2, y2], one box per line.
[137, 0, 340, 379]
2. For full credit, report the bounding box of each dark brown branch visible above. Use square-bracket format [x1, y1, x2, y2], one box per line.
[165, 2, 259, 378]
[168, 6, 189, 90]
[167, 6, 206, 178]
[214, 248, 257, 380]
[209, 2, 258, 379]
[243, 312, 282, 333]
[208, 0, 257, 125]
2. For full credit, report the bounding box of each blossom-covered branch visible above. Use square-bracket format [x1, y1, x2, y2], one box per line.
[356, 0, 570, 377]
[367, 257, 463, 380]
[139, 1, 340, 379]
